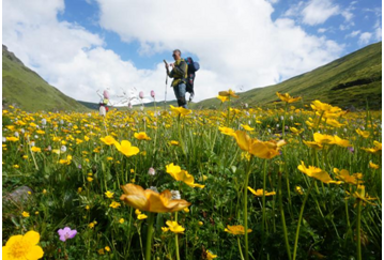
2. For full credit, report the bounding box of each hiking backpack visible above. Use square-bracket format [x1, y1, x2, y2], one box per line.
[185, 57, 200, 93]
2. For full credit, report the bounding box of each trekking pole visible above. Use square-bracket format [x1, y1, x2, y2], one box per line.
[163, 60, 169, 111]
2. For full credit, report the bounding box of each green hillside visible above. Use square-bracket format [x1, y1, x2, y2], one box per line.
[2, 45, 87, 112]
[197, 42, 382, 110]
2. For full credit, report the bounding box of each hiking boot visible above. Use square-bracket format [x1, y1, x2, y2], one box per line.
[189, 92, 195, 102]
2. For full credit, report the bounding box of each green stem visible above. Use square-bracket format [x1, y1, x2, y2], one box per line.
[292, 181, 314, 260]
[237, 237, 245, 260]
[356, 200, 362, 260]
[261, 159, 268, 249]
[243, 156, 253, 260]
[175, 212, 180, 260]
[278, 172, 292, 260]
[145, 213, 155, 260]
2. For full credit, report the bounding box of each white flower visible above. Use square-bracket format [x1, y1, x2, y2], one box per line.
[14, 132, 19, 137]
[30, 141, 35, 147]
[60, 120, 64, 125]
[171, 190, 181, 200]
[61, 145, 67, 153]
[41, 119, 47, 125]
[276, 124, 280, 128]
[148, 167, 156, 176]
[290, 116, 294, 121]
[280, 116, 284, 121]
[2, 137, 6, 142]
[149, 186, 159, 193]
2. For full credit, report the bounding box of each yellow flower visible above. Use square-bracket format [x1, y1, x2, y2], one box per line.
[369, 161, 379, 169]
[313, 133, 334, 144]
[77, 187, 82, 193]
[233, 130, 286, 159]
[137, 214, 148, 220]
[105, 191, 114, 198]
[333, 168, 363, 185]
[22, 211, 30, 218]
[224, 225, 252, 235]
[218, 127, 235, 136]
[59, 155, 72, 165]
[114, 140, 140, 157]
[356, 129, 370, 138]
[290, 127, 304, 135]
[170, 105, 192, 116]
[109, 201, 121, 209]
[326, 119, 345, 128]
[98, 249, 105, 255]
[218, 89, 239, 98]
[166, 163, 205, 189]
[217, 95, 229, 102]
[276, 92, 301, 103]
[206, 250, 218, 260]
[295, 186, 304, 195]
[120, 183, 191, 213]
[298, 161, 341, 184]
[183, 207, 190, 213]
[2, 230, 44, 260]
[361, 141, 382, 154]
[42, 189, 47, 194]
[104, 246, 111, 252]
[87, 177, 93, 182]
[119, 218, 124, 224]
[240, 124, 254, 131]
[7, 137, 19, 142]
[166, 221, 185, 234]
[31, 146, 41, 153]
[134, 132, 151, 140]
[161, 227, 169, 232]
[89, 221, 97, 229]
[247, 187, 276, 197]
[13, 165, 20, 169]
[135, 209, 142, 215]
[303, 140, 323, 150]
[347, 185, 377, 206]
[100, 136, 117, 145]
[198, 221, 204, 226]
[35, 211, 39, 215]
[169, 140, 179, 146]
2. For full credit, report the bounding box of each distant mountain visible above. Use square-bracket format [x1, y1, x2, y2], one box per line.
[2, 45, 87, 111]
[196, 42, 382, 110]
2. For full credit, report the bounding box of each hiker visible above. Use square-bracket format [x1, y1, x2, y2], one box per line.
[165, 49, 188, 108]
[97, 89, 110, 116]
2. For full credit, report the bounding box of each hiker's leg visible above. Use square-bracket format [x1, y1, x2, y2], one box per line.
[173, 85, 182, 106]
[178, 83, 187, 108]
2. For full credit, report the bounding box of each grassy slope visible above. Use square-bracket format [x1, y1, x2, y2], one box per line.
[197, 42, 382, 109]
[2, 45, 88, 112]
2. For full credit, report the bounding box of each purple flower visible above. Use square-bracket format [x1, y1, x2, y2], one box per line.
[348, 147, 354, 153]
[58, 227, 77, 242]
[150, 90, 155, 98]
[78, 164, 82, 169]
[139, 91, 144, 99]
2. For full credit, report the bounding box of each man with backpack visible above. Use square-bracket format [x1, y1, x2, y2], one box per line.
[165, 49, 199, 108]
[164, 49, 188, 108]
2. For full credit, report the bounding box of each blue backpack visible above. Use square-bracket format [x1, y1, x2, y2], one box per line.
[186, 57, 200, 73]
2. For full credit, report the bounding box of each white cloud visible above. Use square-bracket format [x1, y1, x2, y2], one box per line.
[358, 32, 372, 45]
[317, 28, 327, 33]
[301, 0, 340, 25]
[346, 30, 361, 38]
[3, 0, 344, 105]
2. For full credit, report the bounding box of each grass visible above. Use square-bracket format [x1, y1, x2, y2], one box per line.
[2, 97, 382, 260]
[2, 45, 87, 112]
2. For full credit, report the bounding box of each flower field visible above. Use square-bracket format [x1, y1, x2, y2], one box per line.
[2, 91, 382, 260]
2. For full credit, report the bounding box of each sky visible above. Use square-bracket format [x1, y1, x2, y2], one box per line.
[2, 0, 382, 105]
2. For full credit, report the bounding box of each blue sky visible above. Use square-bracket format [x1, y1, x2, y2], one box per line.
[3, 0, 382, 103]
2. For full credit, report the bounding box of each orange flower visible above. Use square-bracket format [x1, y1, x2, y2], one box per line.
[120, 183, 191, 213]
